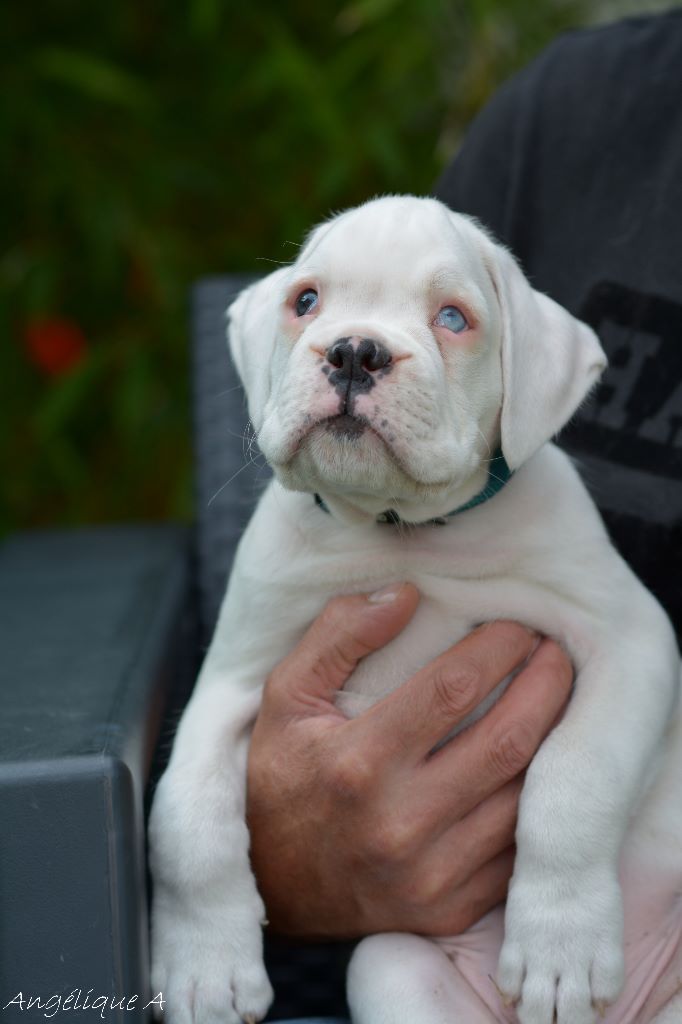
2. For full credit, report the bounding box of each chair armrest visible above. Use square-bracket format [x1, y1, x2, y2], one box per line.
[0, 524, 192, 1015]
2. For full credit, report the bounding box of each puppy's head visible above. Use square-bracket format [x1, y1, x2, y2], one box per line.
[228, 196, 605, 522]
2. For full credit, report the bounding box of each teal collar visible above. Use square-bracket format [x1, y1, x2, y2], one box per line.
[314, 448, 513, 526]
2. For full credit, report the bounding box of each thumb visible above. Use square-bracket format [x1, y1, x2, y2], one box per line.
[269, 583, 420, 708]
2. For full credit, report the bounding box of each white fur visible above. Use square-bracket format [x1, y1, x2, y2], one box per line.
[149, 196, 681, 1024]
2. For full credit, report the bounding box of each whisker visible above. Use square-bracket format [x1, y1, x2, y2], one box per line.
[211, 383, 246, 399]
[206, 424, 268, 507]
[222, 425, 263, 467]
[224, 428, 252, 443]
[207, 456, 267, 507]
[474, 424, 493, 457]
[485, 470, 508, 487]
[206, 463, 252, 507]
[255, 256, 295, 267]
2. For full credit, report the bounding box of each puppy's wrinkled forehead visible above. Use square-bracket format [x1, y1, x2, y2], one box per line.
[297, 197, 488, 302]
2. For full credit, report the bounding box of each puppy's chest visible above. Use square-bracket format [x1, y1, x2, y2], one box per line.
[335, 577, 516, 729]
[273, 508, 571, 723]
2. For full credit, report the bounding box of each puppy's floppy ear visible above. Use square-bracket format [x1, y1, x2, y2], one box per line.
[227, 267, 290, 431]
[484, 237, 606, 470]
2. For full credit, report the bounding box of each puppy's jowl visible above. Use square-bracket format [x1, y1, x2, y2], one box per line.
[149, 197, 682, 1024]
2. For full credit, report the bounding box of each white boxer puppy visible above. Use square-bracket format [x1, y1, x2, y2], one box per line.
[148, 196, 682, 1024]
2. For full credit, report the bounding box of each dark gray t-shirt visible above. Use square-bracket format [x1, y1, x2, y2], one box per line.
[435, 10, 682, 628]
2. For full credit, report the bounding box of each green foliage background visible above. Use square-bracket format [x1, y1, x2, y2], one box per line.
[1, 0, 651, 531]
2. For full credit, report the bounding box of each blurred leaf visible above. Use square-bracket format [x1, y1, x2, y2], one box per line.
[32, 46, 155, 110]
[32, 350, 107, 438]
[337, 0, 408, 32]
[189, 0, 223, 37]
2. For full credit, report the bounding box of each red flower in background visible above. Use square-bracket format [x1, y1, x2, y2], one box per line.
[24, 317, 88, 376]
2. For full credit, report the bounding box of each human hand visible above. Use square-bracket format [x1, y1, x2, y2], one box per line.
[247, 584, 572, 939]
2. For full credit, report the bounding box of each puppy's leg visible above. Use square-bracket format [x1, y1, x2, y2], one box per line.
[148, 681, 273, 1024]
[348, 934, 498, 1024]
[626, 697, 682, 871]
[497, 601, 680, 1024]
[148, 486, 335, 1024]
[617, 701, 682, 1022]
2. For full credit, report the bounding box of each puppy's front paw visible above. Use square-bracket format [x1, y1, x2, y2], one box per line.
[497, 869, 624, 1024]
[151, 897, 273, 1024]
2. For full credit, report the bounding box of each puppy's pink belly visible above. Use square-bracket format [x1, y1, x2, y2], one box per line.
[435, 884, 682, 1023]
[617, 865, 682, 1023]
[435, 909, 515, 1022]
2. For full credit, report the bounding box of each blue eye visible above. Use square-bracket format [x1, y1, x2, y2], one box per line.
[436, 305, 469, 334]
[295, 289, 318, 316]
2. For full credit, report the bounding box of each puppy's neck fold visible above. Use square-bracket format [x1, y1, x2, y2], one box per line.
[313, 449, 513, 527]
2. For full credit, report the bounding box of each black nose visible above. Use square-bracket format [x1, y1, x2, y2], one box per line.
[325, 337, 392, 383]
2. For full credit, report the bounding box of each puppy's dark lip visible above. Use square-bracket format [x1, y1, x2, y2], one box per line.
[313, 416, 455, 489]
[281, 415, 455, 491]
[317, 414, 397, 455]
[305, 412, 394, 457]
[322, 413, 369, 439]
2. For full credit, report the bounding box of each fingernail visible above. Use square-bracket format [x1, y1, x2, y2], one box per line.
[368, 582, 403, 604]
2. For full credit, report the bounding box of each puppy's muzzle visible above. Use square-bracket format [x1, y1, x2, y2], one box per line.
[324, 336, 393, 403]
